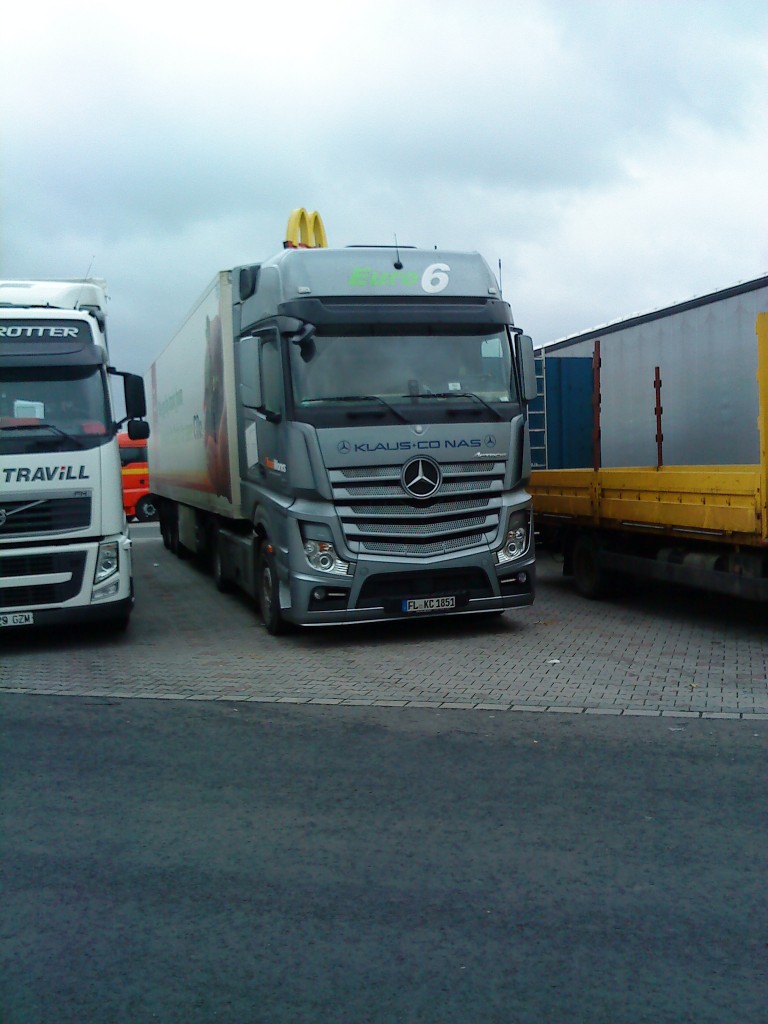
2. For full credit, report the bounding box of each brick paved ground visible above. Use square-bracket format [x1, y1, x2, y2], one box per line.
[2, 526, 766, 719]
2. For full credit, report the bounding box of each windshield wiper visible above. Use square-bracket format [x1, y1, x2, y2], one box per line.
[303, 395, 411, 423]
[416, 391, 504, 420]
[0, 422, 85, 448]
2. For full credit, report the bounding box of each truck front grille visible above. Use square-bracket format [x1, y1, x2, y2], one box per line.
[330, 460, 506, 557]
[0, 551, 87, 609]
[0, 495, 92, 537]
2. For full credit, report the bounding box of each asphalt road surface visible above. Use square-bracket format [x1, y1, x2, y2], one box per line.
[2, 692, 767, 1024]
[2, 526, 767, 1022]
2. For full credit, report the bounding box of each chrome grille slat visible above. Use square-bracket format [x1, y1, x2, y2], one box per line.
[351, 515, 491, 537]
[338, 461, 495, 479]
[348, 497, 489, 515]
[362, 533, 488, 556]
[339, 479, 502, 499]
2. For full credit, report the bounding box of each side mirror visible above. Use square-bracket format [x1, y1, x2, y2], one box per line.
[239, 265, 260, 301]
[518, 334, 538, 403]
[124, 373, 147, 418]
[127, 418, 150, 440]
[286, 322, 317, 363]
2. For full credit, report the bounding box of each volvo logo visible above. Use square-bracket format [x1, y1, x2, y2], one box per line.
[401, 457, 441, 499]
[337, 440, 352, 454]
[0, 500, 44, 527]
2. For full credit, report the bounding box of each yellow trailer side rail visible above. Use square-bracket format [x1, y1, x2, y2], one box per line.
[530, 465, 762, 543]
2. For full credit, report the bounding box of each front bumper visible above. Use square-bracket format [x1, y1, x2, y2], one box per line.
[284, 548, 535, 626]
[0, 533, 134, 628]
[0, 595, 133, 631]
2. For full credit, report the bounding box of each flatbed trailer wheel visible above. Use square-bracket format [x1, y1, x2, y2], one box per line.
[572, 534, 608, 599]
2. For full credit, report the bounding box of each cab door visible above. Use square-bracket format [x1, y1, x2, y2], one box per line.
[239, 327, 290, 497]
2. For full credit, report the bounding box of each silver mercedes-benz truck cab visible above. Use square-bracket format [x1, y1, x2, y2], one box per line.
[227, 245, 537, 632]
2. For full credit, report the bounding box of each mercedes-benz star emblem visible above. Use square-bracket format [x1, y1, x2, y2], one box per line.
[401, 457, 442, 499]
[337, 440, 352, 454]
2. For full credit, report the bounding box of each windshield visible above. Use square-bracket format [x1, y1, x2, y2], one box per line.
[119, 444, 148, 466]
[289, 327, 517, 421]
[0, 366, 110, 453]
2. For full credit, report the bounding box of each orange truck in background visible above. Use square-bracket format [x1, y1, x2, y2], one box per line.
[118, 432, 157, 522]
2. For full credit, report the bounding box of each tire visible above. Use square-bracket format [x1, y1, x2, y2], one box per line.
[257, 540, 285, 635]
[159, 503, 173, 550]
[572, 534, 609, 599]
[160, 519, 172, 549]
[167, 518, 179, 555]
[167, 517, 189, 559]
[135, 494, 158, 522]
[210, 529, 229, 593]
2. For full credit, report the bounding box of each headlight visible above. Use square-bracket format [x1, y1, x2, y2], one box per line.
[496, 512, 529, 564]
[303, 540, 350, 576]
[94, 541, 119, 583]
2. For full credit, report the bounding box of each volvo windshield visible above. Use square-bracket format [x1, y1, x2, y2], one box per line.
[289, 326, 518, 425]
[0, 366, 110, 453]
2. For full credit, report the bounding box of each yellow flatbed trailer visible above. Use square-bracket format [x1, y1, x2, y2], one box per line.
[530, 312, 768, 601]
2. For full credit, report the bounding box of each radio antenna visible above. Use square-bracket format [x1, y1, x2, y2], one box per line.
[498, 258, 503, 297]
[393, 235, 403, 270]
[74, 255, 96, 308]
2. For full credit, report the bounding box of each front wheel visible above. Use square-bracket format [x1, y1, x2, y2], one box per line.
[210, 529, 229, 593]
[257, 541, 285, 635]
[135, 494, 158, 522]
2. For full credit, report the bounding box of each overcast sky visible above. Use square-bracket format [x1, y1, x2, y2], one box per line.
[2, 0, 766, 376]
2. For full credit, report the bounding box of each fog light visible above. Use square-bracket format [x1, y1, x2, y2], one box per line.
[312, 587, 326, 600]
[92, 579, 120, 602]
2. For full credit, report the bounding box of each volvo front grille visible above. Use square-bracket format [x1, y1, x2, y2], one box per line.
[0, 495, 92, 537]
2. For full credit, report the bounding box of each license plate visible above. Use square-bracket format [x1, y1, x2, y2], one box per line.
[1, 612, 34, 627]
[402, 596, 456, 613]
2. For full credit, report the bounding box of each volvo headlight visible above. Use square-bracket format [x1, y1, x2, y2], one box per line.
[496, 512, 529, 564]
[303, 540, 350, 576]
[94, 541, 119, 583]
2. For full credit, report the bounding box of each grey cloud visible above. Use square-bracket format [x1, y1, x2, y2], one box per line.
[2, 0, 766, 379]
